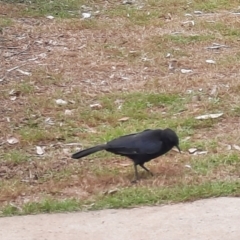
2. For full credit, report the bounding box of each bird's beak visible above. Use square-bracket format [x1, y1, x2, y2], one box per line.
[176, 145, 181, 153]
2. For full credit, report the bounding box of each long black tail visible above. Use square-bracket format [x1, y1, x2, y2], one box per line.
[71, 144, 107, 159]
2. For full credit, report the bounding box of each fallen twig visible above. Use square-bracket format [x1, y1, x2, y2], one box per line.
[4, 45, 30, 58]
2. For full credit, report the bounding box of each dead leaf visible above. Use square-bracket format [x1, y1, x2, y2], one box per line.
[117, 104, 122, 110]
[46, 15, 54, 19]
[206, 59, 216, 64]
[219, 143, 231, 151]
[45, 117, 55, 125]
[36, 146, 45, 155]
[10, 96, 17, 101]
[122, 0, 133, 4]
[55, 99, 67, 105]
[188, 148, 198, 154]
[193, 151, 208, 155]
[16, 69, 32, 76]
[108, 189, 119, 195]
[104, 188, 119, 195]
[119, 163, 131, 167]
[226, 145, 232, 150]
[166, 53, 171, 58]
[181, 69, 193, 74]
[118, 117, 130, 122]
[206, 43, 229, 50]
[82, 12, 91, 19]
[64, 109, 73, 115]
[195, 113, 223, 120]
[233, 144, 240, 151]
[90, 103, 102, 110]
[181, 20, 194, 26]
[194, 11, 203, 14]
[9, 89, 21, 98]
[7, 137, 19, 145]
[65, 143, 82, 146]
[9, 89, 16, 95]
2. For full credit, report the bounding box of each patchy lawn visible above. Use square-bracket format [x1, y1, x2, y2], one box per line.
[1, 0, 240, 216]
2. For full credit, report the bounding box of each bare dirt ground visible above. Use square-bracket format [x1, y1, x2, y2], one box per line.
[1, 197, 240, 240]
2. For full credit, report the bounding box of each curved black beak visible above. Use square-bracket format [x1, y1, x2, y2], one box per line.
[176, 145, 181, 153]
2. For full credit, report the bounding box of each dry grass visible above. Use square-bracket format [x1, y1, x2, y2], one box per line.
[1, 0, 240, 215]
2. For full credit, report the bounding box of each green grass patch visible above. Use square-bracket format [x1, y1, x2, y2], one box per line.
[1, 198, 83, 216]
[193, 0, 237, 11]
[19, 0, 86, 18]
[190, 153, 240, 175]
[3, 150, 30, 164]
[73, 92, 184, 121]
[181, 117, 216, 130]
[71, 92, 186, 143]
[92, 181, 240, 209]
[204, 22, 240, 38]
[0, 17, 13, 28]
[106, 6, 164, 26]
[160, 34, 215, 46]
[231, 106, 240, 117]
[18, 126, 57, 144]
[1, 180, 239, 216]
[15, 81, 35, 95]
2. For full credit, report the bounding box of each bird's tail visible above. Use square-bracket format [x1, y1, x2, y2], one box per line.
[71, 144, 106, 159]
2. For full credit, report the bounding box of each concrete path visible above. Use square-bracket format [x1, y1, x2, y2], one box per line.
[1, 197, 240, 240]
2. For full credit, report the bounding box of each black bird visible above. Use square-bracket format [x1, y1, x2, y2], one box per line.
[72, 128, 180, 182]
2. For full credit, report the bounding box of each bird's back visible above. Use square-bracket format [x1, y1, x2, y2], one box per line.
[107, 129, 162, 148]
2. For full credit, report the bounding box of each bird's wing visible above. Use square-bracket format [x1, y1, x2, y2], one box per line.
[108, 129, 151, 141]
[107, 133, 162, 155]
[138, 139, 163, 154]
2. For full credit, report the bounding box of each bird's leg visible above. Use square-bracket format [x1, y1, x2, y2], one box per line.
[131, 163, 139, 183]
[139, 164, 153, 176]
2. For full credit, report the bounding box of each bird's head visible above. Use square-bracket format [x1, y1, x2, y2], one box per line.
[163, 128, 181, 153]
